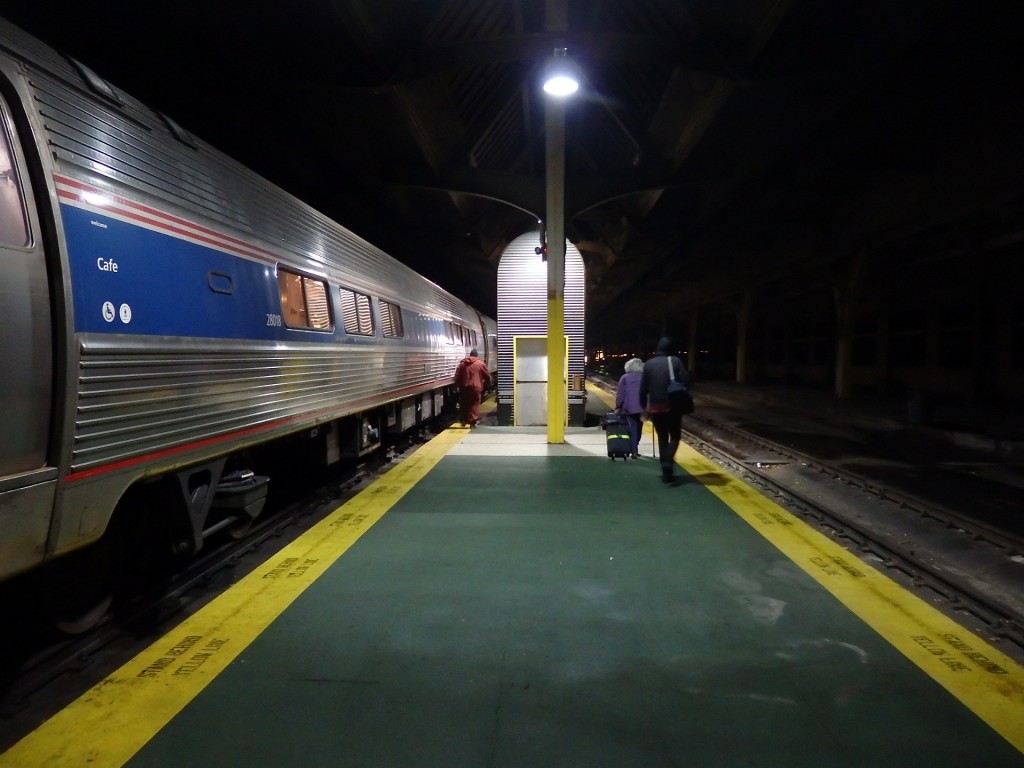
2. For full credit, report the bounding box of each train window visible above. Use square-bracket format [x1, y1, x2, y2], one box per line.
[380, 300, 404, 338]
[339, 287, 374, 335]
[277, 269, 332, 330]
[0, 123, 28, 247]
[305, 281, 331, 329]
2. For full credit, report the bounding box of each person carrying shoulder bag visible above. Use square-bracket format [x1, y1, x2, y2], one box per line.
[639, 337, 692, 484]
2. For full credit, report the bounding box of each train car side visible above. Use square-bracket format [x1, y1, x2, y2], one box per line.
[0, 18, 491, 623]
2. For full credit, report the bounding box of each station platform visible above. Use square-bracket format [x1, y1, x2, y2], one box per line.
[2, 395, 1023, 766]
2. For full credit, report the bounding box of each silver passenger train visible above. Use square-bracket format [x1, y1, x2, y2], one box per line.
[0, 18, 496, 627]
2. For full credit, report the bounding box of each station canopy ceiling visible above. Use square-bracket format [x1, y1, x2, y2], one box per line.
[4, 1, 1022, 347]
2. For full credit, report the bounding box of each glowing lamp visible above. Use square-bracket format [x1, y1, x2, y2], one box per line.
[542, 49, 580, 97]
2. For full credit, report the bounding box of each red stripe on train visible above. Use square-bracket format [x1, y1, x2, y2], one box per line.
[63, 380, 454, 484]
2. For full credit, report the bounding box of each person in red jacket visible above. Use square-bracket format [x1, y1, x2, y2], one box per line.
[454, 349, 491, 427]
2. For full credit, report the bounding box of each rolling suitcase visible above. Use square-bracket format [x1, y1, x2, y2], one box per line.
[601, 411, 632, 460]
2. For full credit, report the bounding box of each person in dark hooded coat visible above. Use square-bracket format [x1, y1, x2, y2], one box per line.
[453, 348, 491, 427]
[639, 337, 690, 483]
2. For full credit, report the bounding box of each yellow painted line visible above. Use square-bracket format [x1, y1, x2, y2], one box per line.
[672, 441, 1024, 753]
[591, 382, 1024, 751]
[0, 427, 469, 768]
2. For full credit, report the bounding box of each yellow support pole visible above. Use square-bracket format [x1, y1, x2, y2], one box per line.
[546, 298, 565, 438]
[544, 91, 566, 443]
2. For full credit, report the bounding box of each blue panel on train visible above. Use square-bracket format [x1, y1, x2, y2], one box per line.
[61, 204, 329, 342]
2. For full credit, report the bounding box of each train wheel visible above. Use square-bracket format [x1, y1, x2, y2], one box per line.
[44, 530, 119, 635]
[227, 515, 254, 539]
[52, 593, 114, 636]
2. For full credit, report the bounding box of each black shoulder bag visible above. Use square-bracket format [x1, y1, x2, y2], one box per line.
[666, 356, 694, 414]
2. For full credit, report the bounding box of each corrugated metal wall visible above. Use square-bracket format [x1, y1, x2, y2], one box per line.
[497, 232, 585, 425]
[0, 26, 494, 473]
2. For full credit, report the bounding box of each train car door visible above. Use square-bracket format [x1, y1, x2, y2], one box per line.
[0, 87, 58, 579]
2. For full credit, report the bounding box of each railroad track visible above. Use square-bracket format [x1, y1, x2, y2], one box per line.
[685, 411, 1024, 556]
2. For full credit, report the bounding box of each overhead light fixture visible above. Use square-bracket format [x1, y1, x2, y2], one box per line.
[542, 48, 579, 97]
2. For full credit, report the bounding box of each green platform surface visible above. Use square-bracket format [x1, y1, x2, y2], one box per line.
[127, 454, 1022, 767]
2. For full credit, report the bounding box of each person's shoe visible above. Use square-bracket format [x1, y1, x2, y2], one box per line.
[661, 466, 674, 483]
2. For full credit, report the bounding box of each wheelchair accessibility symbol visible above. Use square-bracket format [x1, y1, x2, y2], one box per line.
[102, 301, 133, 324]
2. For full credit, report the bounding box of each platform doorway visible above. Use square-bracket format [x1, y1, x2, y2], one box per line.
[513, 335, 567, 426]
